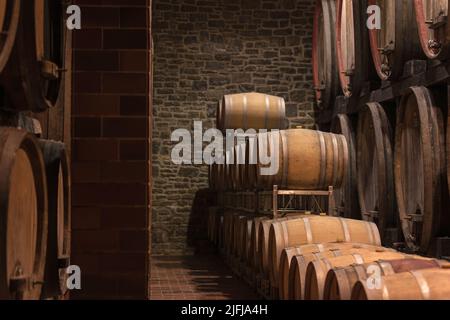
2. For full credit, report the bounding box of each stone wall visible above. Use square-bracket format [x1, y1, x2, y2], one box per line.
[152, 0, 316, 255]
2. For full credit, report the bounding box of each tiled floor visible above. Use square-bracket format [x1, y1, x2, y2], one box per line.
[150, 255, 259, 300]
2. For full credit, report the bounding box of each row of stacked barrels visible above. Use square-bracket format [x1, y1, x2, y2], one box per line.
[208, 212, 450, 300]
[0, 1, 72, 299]
[313, 0, 450, 253]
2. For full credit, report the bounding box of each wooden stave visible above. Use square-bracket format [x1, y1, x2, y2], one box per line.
[351, 268, 450, 300]
[324, 258, 449, 300]
[267, 216, 382, 289]
[395, 86, 446, 253]
[0, 1, 69, 112]
[335, 0, 377, 97]
[414, 0, 450, 60]
[312, 0, 341, 110]
[0, 0, 20, 74]
[357, 102, 396, 242]
[39, 140, 71, 299]
[368, 0, 426, 81]
[304, 251, 417, 300]
[331, 114, 360, 219]
[0, 128, 48, 300]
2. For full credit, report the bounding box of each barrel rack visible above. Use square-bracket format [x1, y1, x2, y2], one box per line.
[316, 58, 450, 261]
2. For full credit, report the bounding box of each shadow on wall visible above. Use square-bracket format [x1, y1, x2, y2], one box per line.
[187, 188, 217, 254]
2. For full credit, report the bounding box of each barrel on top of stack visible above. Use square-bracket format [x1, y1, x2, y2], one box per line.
[0, 0, 70, 112]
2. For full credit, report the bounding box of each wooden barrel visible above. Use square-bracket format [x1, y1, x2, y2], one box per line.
[218, 92, 286, 131]
[237, 215, 255, 263]
[1, 1, 69, 111]
[248, 216, 271, 269]
[0, 128, 48, 300]
[0, 0, 20, 74]
[257, 129, 349, 191]
[324, 258, 450, 300]
[304, 251, 416, 300]
[357, 102, 395, 241]
[245, 134, 258, 190]
[368, 0, 425, 80]
[335, 0, 377, 97]
[268, 215, 381, 289]
[223, 211, 238, 255]
[232, 214, 248, 257]
[312, 0, 340, 109]
[395, 87, 446, 253]
[225, 150, 235, 191]
[352, 268, 450, 300]
[278, 242, 391, 300]
[331, 114, 359, 218]
[414, 0, 450, 60]
[39, 140, 71, 299]
[287, 246, 394, 300]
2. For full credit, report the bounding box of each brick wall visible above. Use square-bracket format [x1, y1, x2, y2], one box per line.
[152, 0, 316, 255]
[71, 0, 151, 299]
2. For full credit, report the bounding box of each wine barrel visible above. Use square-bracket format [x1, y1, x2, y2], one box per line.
[357, 102, 395, 241]
[267, 215, 381, 289]
[1, 0, 70, 111]
[324, 258, 450, 300]
[0, 128, 48, 300]
[278, 242, 391, 300]
[39, 140, 71, 299]
[248, 216, 271, 270]
[331, 114, 359, 218]
[223, 211, 239, 255]
[395, 87, 446, 253]
[312, 0, 340, 109]
[257, 129, 349, 191]
[368, 0, 425, 80]
[335, 0, 377, 97]
[232, 214, 248, 257]
[352, 268, 450, 300]
[0, 0, 20, 74]
[245, 134, 258, 190]
[414, 0, 450, 59]
[218, 92, 286, 131]
[287, 246, 394, 300]
[236, 215, 255, 263]
[257, 215, 306, 276]
[304, 251, 416, 300]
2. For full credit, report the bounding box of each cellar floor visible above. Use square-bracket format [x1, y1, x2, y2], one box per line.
[150, 255, 258, 300]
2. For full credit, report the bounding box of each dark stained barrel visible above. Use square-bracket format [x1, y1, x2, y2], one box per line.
[368, 0, 425, 80]
[357, 102, 396, 241]
[335, 0, 377, 97]
[1, 0, 70, 111]
[0, 0, 20, 74]
[312, 0, 341, 109]
[395, 87, 446, 253]
[331, 114, 360, 219]
[0, 128, 48, 300]
[414, 0, 450, 60]
[39, 140, 71, 299]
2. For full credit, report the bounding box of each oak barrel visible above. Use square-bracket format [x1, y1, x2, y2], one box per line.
[395, 87, 446, 253]
[257, 129, 349, 191]
[335, 0, 377, 97]
[414, 0, 450, 59]
[268, 215, 381, 289]
[218, 92, 286, 131]
[1, 0, 69, 111]
[312, 0, 340, 109]
[0, 0, 20, 74]
[248, 216, 270, 270]
[324, 258, 450, 300]
[331, 114, 359, 218]
[39, 140, 71, 299]
[352, 268, 450, 300]
[304, 251, 416, 300]
[357, 102, 396, 241]
[0, 128, 48, 300]
[278, 243, 390, 300]
[368, 0, 425, 80]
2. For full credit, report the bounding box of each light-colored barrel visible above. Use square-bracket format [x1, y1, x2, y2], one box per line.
[352, 268, 450, 300]
[257, 129, 349, 191]
[324, 258, 450, 300]
[268, 215, 381, 290]
[218, 92, 286, 131]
